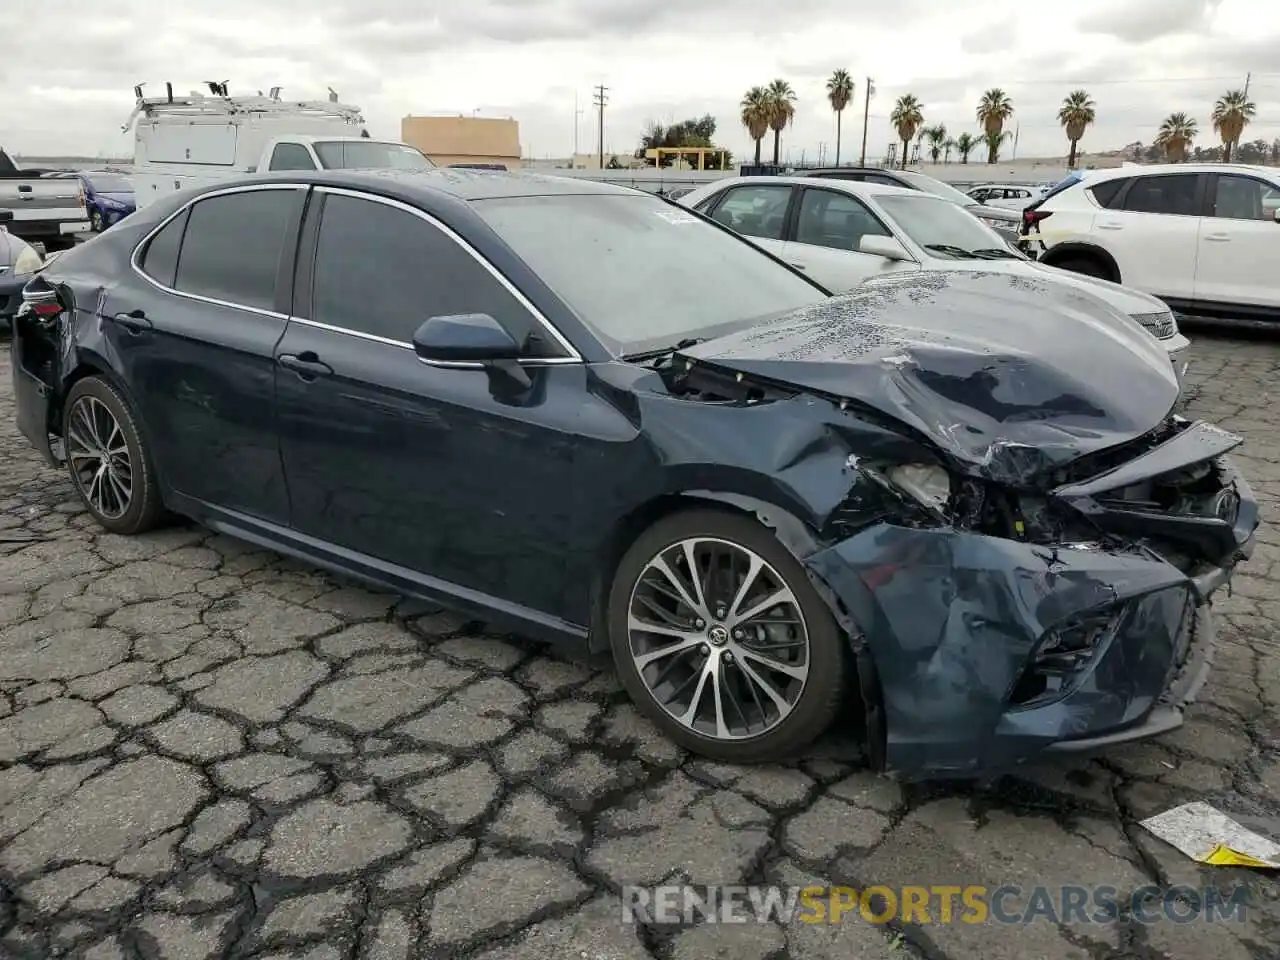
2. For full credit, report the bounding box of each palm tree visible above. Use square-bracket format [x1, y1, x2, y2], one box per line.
[976, 88, 1014, 164]
[889, 94, 924, 170]
[983, 129, 1011, 164]
[924, 124, 948, 163]
[943, 137, 956, 164]
[826, 69, 854, 166]
[954, 132, 978, 164]
[765, 78, 796, 165]
[1156, 113, 1198, 162]
[1057, 90, 1096, 169]
[1211, 89, 1257, 163]
[740, 87, 770, 166]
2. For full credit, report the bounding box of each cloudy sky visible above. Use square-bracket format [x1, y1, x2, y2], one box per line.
[4, 0, 1279, 164]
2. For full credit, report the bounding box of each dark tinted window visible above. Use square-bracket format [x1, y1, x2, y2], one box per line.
[173, 189, 298, 311]
[1120, 174, 1199, 215]
[1088, 177, 1129, 208]
[311, 193, 554, 353]
[139, 209, 187, 288]
[865, 174, 904, 187]
[268, 143, 316, 170]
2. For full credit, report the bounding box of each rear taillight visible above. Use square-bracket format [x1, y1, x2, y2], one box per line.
[21, 276, 64, 319]
[1023, 208, 1051, 229]
[77, 186, 85, 208]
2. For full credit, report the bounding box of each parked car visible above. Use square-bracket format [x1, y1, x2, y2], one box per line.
[0, 211, 44, 331]
[0, 148, 91, 252]
[792, 167, 1023, 240]
[10, 171, 1257, 776]
[74, 171, 136, 232]
[1020, 162, 1280, 323]
[677, 176, 1191, 385]
[966, 182, 1045, 210]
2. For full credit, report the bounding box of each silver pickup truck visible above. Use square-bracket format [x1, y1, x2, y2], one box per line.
[0, 149, 90, 252]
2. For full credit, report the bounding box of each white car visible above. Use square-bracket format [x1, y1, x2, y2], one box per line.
[1020, 162, 1280, 323]
[677, 176, 1190, 384]
[967, 183, 1045, 211]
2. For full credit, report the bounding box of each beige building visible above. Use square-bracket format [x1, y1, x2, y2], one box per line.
[401, 115, 521, 169]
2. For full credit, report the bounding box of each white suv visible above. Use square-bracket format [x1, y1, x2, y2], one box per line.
[1021, 163, 1280, 322]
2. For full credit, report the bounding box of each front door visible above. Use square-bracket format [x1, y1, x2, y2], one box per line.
[781, 186, 918, 292]
[110, 185, 304, 524]
[1193, 172, 1280, 310]
[274, 188, 581, 616]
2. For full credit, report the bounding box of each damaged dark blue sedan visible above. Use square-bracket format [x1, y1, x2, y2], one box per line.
[8, 170, 1259, 778]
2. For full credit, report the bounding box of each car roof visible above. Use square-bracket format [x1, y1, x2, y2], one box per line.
[204, 168, 642, 202]
[715, 175, 919, 198]
[1080, 162, 1280, 181]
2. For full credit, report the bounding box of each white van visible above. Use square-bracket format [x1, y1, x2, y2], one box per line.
[126, 84, 435, 208]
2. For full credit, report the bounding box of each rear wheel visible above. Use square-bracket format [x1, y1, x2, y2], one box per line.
[62, 377, 166, 535]
[1050, 255, 1112, 281]
[608, 509, 846, 762]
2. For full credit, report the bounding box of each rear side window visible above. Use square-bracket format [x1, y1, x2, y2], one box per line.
[1120, 174, 1200, 216]
[268, 143, 316, 171]
[138, 208, 188, 288]
[1087, 178, 1130, 209]
[173, 189, 300, 311]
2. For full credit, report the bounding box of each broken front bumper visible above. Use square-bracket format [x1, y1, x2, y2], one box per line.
[803, 445, 1257, 779]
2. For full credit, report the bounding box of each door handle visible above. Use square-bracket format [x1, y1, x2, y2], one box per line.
[109, 310, 153, 334]
[278, 352, 334, 380]
[1204, 233, 1231, 242]
[1096, 222, 1122, 230]
[788, 261, 807, 270]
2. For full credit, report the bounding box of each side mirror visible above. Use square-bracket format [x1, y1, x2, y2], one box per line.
[859, 235, 911, 261]
[412, 313, 520, 364]
[0, 210, 12, 224]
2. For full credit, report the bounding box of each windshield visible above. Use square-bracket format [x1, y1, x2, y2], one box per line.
[313, 141, 436, 170]
[85, 174, 131, 193]
[876, 194, 1024, 259]
[473, 194, 827, 355]
[893, 170, 979, 207]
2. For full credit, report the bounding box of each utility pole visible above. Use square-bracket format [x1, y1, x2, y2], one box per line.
[573, 91, 583, 157]
[593, 84, 608, 169]
[1012, 123, 1020, 160]
[859, 78, 874, 166]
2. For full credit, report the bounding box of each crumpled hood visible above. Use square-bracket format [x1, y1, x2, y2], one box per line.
[677, 272, 1179, 484]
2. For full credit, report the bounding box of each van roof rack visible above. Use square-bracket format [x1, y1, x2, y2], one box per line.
[121, 82, 364, 132]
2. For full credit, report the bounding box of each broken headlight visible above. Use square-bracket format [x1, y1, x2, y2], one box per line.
[884, 464, 950, 514]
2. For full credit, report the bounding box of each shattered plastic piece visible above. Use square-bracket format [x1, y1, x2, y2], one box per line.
[1140, 801, 1280, 868]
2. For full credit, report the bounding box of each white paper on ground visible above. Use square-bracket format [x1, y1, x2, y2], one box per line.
[1140, 801, 1280, 868]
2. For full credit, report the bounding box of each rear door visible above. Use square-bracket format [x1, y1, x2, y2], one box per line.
[780, 186, 917, 291]
[117, 183, 305, 523]
[700, 183, 795, 258]
[1193, 172, 1280, 310]
[1093, 172, 1203, 299]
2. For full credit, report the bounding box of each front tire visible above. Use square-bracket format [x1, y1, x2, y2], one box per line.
[62, 377, 165, 535]
[608, 509, 846, 763]
[1051, 255, 1112, 281]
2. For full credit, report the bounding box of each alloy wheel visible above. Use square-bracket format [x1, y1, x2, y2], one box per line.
[627, 537, 810, 741]
[66, 395, 133, 519]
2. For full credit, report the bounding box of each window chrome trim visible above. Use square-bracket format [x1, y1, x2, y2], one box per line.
[313, 186, 583, 364]
[129, 182, 309, 320]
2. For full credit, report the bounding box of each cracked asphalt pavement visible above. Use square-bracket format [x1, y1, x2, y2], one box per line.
[1, 331, 1279, 960]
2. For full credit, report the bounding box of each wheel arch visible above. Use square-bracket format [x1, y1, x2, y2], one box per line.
[56, 355, 166, 488]
[1039, 242, 1121, 282]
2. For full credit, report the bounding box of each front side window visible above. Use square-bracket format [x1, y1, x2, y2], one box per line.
[269, 143, 317, 171]
[708, 185, 792, 240]
[172, 189, 300, 311]
[1211, 175, 1276, 221]
[312, 141, 435, 170]
[310, 193, 555, 353]
[1120, 174, 1200, 216]
[473, 192, 827, 356]
[795, 188, 891, 250]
